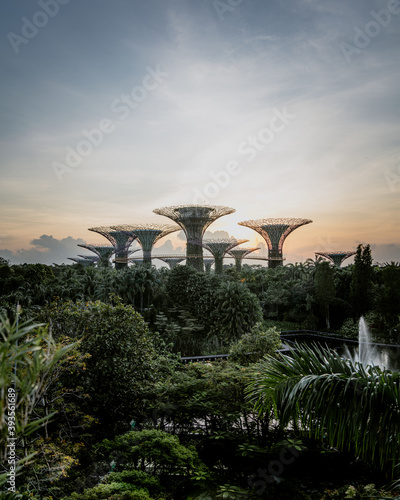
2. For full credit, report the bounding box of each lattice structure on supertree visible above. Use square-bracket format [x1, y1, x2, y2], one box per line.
[315, 251, 356, 268]
[191, 238, 248, 274]
[238, 218, 312, 268]
[77, 244, 115, 268]
[155, 256, 186, 269]
[153, 205, 235, 271]
[112, 223, 180, 265]
[88, 226, 138, 269]
[228, 247, 260, 272]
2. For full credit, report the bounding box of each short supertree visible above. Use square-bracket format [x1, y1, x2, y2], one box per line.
[229, 247, 260, 272]
[77, 244, 115, 268]
[238, 218, 312, 268]
[68, 257, 96, 267]
[112, 224, 180, 265]
[315, 251, 356, 268]
[153, 205, 235, 271]
[88, 227, 138, 269]
[155, 256, 186, 269]
[191, 238, 248, 274]
[203, 258, 214, 274]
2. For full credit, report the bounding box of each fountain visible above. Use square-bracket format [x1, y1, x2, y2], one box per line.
[344, 317, 388, 369]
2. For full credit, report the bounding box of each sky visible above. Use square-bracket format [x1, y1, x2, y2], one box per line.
[1, 0, 400, 266]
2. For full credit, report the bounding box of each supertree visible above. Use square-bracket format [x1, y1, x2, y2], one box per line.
[77, 244, 115, 268]
[153, 205, 235, 271]
[88, 227, 138, 269]
[315, 251, 356, 268]
[112, 223, 180, 265]
[228, 247, 260, 272]
[68, 257, 96, 267]
[78, 254, 99, 262]
[155, 256, 186, 269]
[203, 258, 214, 274]
[191, 238, 248, 274]
[238, 218, 312, 268]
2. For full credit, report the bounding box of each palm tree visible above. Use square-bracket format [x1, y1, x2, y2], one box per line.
[247, 343, 400, 478]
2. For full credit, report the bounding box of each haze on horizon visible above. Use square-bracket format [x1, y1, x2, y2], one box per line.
[1, 0, 400, 266]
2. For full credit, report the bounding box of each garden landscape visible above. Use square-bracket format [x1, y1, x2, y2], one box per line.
[1, 226, 400, 499]
[2, 1, 400, 498]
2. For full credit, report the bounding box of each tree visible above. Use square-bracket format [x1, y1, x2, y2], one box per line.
[0, 256, 10, 266]
[248, 343, 400, 478]
[314, 261, 335, 328]
[375, 263, 400, 330]
[350, 244, 373, 318]
[43, 300, 158, 431]
[210, 282, 263, 341]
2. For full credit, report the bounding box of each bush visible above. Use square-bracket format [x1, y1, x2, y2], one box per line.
[103, 470, 161, 496]
[65, 482, 154, 499]
[229, 323, 282, 365]
[97, 429, 203, 477]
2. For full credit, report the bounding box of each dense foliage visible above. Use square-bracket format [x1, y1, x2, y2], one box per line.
[1, 246, 400, 499]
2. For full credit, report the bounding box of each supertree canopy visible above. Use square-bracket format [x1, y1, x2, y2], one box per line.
[192, 238, 248, 274]
[155, 256, 186, 269]
[77, 244, 115, 268]
[315, 251, 356, 268]
[112, 223, 180, 264]
[78, 254, 98, 261]
[228, 247, 260, 272]
[238, 218, 312, 268]
[153, 204, 235, 271]
[88, 226, 138, 269]
[68, 257, 96, 267]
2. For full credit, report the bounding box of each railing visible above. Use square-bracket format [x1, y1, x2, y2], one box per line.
[181, 330, 400, 363]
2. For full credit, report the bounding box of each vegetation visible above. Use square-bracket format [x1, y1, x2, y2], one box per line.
[248, 343, 400, 477]
[1, 245, 400, 498]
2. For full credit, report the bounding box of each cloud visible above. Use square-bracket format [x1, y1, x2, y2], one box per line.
[370, 243, 400, 264]
[0, 235, 87, 265]
[153, 238, 185, 255]
[204, 230, 231, 239]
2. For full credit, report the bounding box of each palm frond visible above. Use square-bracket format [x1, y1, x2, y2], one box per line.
[247, 342, 400, 476]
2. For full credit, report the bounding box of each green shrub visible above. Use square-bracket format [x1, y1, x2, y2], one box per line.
[103, 470, 162, 496]
[229, 323, 282, 365]
[97, 429, 203, 476]
[65, 482, 153, 499]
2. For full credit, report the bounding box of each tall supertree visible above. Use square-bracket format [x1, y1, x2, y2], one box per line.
[112, 223, 180, 265]
[153, 205, 235, 271]
[229, 247, 260, 272]
[191, 238, 248, 274]
[315, 251, 356, 268]
[88, 227, 138, 269]
[155, 256, 186, 269]
[77, 244, 115, 268]
[238, 218, 312, 268]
